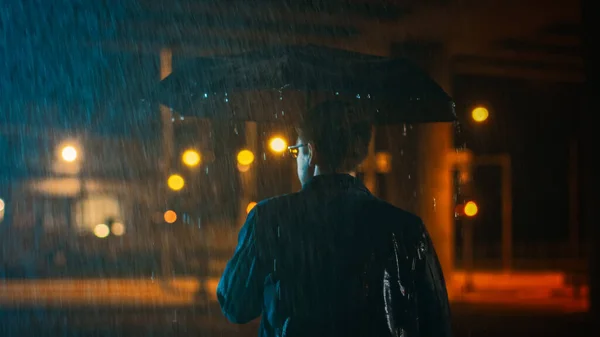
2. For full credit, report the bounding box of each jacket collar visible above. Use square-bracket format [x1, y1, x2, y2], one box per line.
[301, 173, 371, 194]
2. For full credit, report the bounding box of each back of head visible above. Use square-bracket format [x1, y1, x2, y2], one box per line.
[297, 100, 373, 172]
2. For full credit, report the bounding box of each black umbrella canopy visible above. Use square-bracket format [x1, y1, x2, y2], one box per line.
[156, 44, 455, 124]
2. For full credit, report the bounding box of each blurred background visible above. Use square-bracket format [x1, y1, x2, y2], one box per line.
[0, 0, 597, 336]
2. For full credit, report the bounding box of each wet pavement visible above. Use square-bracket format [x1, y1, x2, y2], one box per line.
[1, 302, 593, 337]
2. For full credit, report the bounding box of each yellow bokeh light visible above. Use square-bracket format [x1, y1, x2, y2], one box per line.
[61, 145, 78, 162]
[246, 201, 257, 214]
[182, 149, 201, 167]
[164, 210, 177, 224]
[464, 201, 479, 217]
[167, 174, 185, 191]
[269, 137, 287, 153]
[471, 106, 489, 123]
[111, 222, 125, 236]
[0, 198, 4, 212]
[94, 224, 110, 238]
[237, 149, 255, 166]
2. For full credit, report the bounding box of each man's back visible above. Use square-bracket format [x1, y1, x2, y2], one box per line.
[217, 174, 452, 337]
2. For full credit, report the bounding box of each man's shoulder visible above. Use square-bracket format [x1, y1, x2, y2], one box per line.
[254, 191, 303, 213]
[366, 197, 423, 225]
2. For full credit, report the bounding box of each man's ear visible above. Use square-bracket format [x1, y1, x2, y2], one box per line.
[307, 142, 317, 167]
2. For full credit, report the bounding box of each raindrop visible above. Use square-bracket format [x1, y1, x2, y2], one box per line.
[205, 167, 209, 174]
[367, 94, 371, 99]
[234, 126, 239, 134]
[204, 93, 208, 98]
[335, 92, 339, 95]
[432, 198, 437, 212]
[179, 116, 184, 121]
[263, 153, 267, 160]
[225, 92, 228, 96]
[400, 149, 404, 156]
[403, 124, 407, 136]
[225, 98, 229, 103]
[356, 94, 361, 99]
[408, 174, 411, 180]
[171, 118, 175, 122]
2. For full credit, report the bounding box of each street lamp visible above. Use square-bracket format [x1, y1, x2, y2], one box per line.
[461, 200, 478, 293]
[268, 136, 287, 153]
[471, 106, 489, 123]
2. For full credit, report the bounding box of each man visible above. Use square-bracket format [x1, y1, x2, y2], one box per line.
[217, 100, 452, 337]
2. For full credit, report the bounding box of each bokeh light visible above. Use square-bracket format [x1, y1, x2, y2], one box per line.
[375, 152, 392, 173]
[182, 149, 201, 167]
[464, 201, 479, 217]
[471, 106, 489, 123]
[61, 145, 78, 162]
[111, 222, 125, 236]
[269, 137, 287, 153]
[94, 224, 110, 238]
[237, 149, 255, 166]
[167, 174, 185, 191]
[164, 210, 177, 223]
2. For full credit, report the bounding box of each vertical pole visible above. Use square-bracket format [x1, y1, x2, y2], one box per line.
[160, 48, 174, 176]
[463, 218, 474, 292]
[159, 47, 174, 279]
[416, 45, 454, 298]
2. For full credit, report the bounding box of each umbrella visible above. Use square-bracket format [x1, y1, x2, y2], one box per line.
[156, 44, 455, 124]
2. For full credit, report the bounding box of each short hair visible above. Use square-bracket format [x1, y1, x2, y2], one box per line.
[296, 100, 373, 172]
